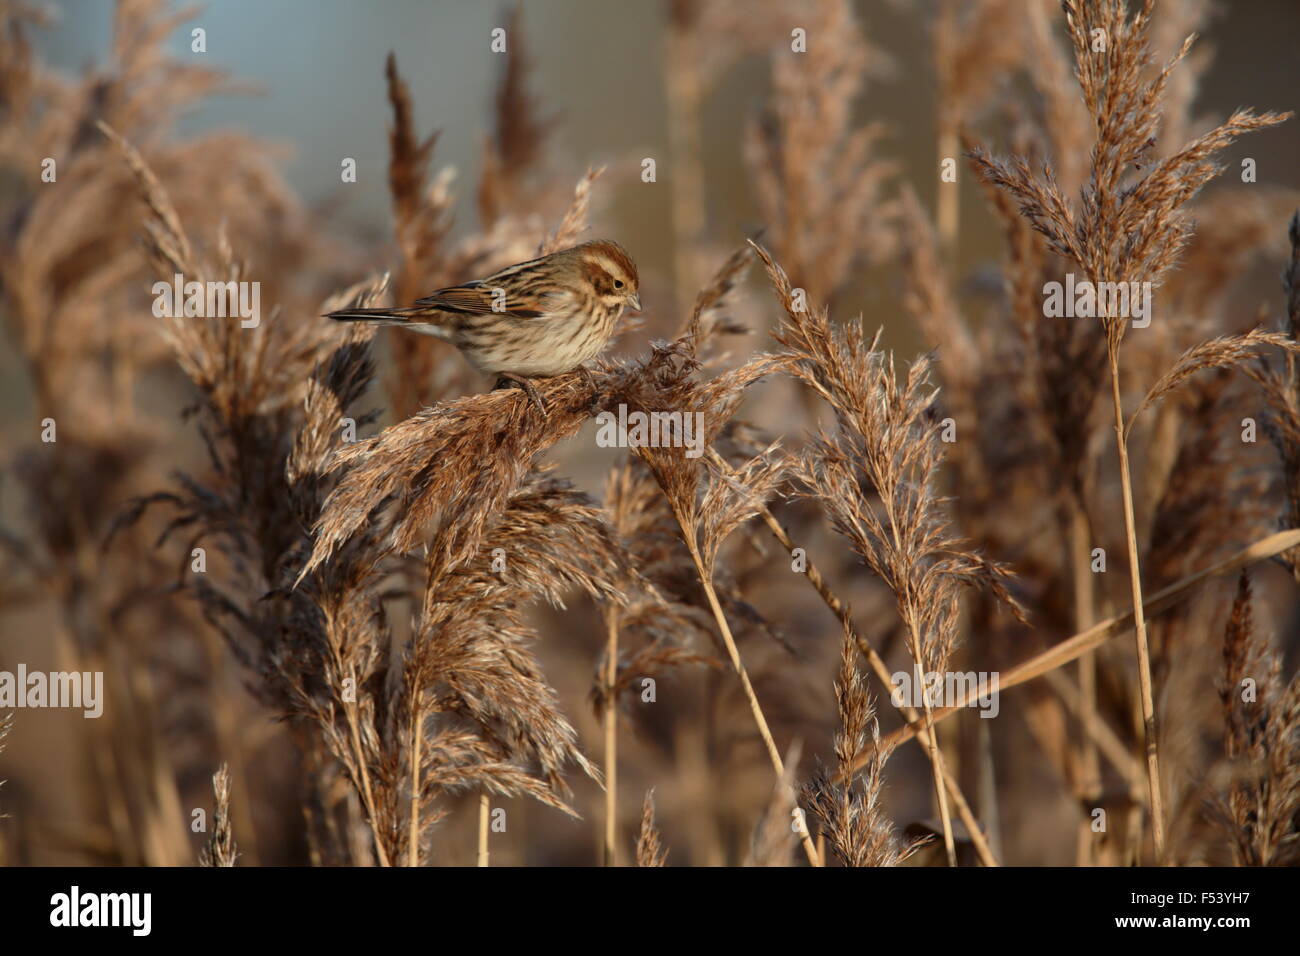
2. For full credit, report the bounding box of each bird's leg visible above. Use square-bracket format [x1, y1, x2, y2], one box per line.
[578, 366, 602, 413]
[495, 373, 548, 416]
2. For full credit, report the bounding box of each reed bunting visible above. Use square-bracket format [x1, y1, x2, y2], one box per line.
[326, 239, 640, 414]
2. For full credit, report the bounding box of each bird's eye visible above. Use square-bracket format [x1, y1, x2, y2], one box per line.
[613, 279, 625, 289]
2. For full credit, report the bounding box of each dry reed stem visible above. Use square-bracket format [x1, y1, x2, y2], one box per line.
[861, 529, 1300, 768]
[1070, 504, 1101, 865]
[603, 610, 619, 866]
[909, 627, 957, 865]
[754, 240, 1023, 865]
[478, 794, 489, 867]
[0, 712, 10, 828]
[665, 5, 705, 306]
[409, 704, 421, 868]
[679, 530, 821, 867]
[1041, 669, 1142, 787]
[969, 0, 1292, 863]
[1108, 348, 1166, 861]
[719, 458, 1000, 867]
[340, 655, 390, 867]
[745, 741, 812, 866]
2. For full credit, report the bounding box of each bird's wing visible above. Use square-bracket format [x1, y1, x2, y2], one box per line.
[414, 280, 554, 319]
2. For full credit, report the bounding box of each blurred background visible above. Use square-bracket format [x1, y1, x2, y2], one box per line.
[2, 0, 1298, 867]
[21, 0, 1300, 322]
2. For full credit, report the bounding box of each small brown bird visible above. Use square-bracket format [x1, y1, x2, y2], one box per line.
[326, 239, 640, 413]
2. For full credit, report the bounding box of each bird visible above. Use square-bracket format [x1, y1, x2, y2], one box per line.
[325, 239, 640, 414]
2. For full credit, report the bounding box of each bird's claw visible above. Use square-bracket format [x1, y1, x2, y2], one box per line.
[579, 366, 602, 415]
[496, 375, 548, 417]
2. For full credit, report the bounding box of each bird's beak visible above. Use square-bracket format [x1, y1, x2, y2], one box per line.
[627, 293, 642, 312]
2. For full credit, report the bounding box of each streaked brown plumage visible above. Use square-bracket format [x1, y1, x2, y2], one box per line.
[326, 239, 640, 412]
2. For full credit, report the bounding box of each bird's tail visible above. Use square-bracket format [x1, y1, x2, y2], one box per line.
[325, 305, 431, 326]
[325, 306, 458, 342]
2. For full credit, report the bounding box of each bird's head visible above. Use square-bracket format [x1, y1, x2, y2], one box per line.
[578, 239, 641, 312]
